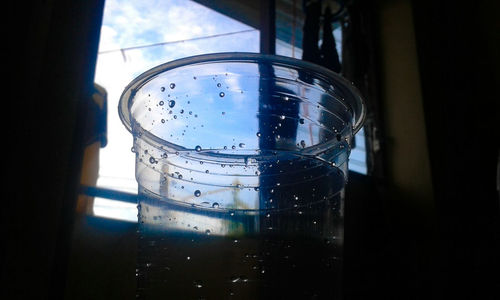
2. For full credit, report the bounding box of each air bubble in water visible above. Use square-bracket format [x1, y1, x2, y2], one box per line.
[256, 132, 261, 137]
[169, 83, 176, 89]
[299, 118, 305, 124]
[231, 145, 236, 150]
[300, 140, 306, 148]
[195, 145, 202, 152]
[161, 119, 165, 123]
[194, 190, 201, 197]
[161, 87, 165, 92]
[219, 92, 225, 97]
[280, 115, 286, 120]
[205, 229, 211, 235]
[212, 202, 219, 208]
[217, 83, 222, 88]
[159, 100, 164, 106]
[239, 143, 245, 148]
[168, 100, 175, 108]
[149, 157, 156, 164]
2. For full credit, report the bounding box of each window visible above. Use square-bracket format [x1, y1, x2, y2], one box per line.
[92, 0, 367, 221]
[93, 0, 259, 221]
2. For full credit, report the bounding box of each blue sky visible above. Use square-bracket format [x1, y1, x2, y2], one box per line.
[93, 0, 260, 220]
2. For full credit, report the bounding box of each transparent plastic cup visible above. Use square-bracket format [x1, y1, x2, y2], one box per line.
[119, 52, 365, 299]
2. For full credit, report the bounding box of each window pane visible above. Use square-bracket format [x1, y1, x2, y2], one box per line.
[93, 0, 259, 220]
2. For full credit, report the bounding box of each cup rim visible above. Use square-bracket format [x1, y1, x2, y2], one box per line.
[118, 52, 366, 143]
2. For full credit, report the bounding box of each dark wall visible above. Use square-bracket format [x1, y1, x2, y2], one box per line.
[412, 0, 500, 298]
[3, 0, 105, 298]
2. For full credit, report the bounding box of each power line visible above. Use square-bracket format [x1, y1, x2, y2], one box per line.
[98, 29, 258, 54]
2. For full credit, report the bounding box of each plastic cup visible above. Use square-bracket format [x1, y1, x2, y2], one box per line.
[119, 52, 365, 299]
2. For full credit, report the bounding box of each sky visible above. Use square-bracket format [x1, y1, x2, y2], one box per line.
[94, 0, 259, 192]
[92, 0, 365, 221]
[93, 0, 260, 221]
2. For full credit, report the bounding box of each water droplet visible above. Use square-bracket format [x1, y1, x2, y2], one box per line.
[194, 190, 201, 197]
[169, 83, 176, 89]
[217, 83, 222, 88]
[299, 118, 305, 124]
[219, 92, 225, 97]
[195, 145, 202, 152]
[168, 100, 175, 108]
[161, 87, 165, 92]
[239, 143, 245, 148]
[212, 202, 219, 208]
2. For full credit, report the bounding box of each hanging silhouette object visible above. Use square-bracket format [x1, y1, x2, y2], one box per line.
[302, 1, 342, 73]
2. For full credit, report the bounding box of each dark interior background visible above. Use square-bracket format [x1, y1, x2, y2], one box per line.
[4, 0, 499, 298]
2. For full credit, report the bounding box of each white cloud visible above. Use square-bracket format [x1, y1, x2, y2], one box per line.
[94, 0, 260, 193]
